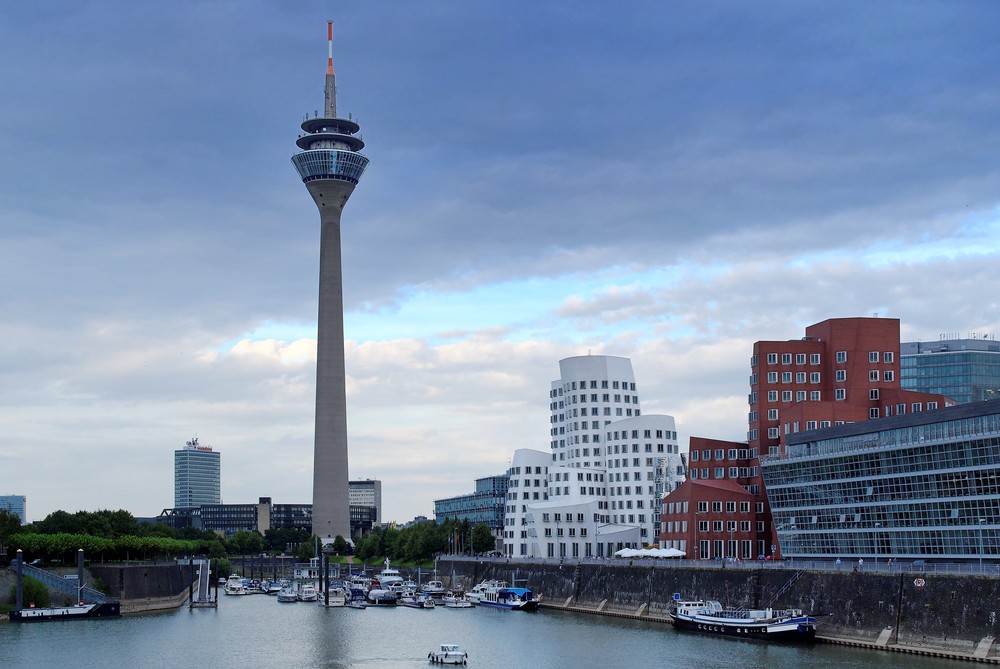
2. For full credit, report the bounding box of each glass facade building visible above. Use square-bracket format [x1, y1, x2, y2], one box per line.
[174, 438, 221, 509]
[761, 399, 1000, 561]
[0, 495, 26, 524]
[901, 338, 1000, 404]
[434, 474, 509, 531]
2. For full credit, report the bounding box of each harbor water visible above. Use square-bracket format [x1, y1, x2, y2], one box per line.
[0, 594, 970, 669]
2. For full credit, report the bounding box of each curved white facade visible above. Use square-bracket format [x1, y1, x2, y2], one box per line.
[503, 355, 686, 558]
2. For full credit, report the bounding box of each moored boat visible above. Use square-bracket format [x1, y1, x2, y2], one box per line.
[442, 591, 473, 608]
[478, 586, 539, 611]
[670, 597, 817, 642]
[297, 584, 319, 602]
[276, 585, 298, 603]
[9, 601, 121, 622]
[467, 579, 505, 605]
[224, 574, 248, 596]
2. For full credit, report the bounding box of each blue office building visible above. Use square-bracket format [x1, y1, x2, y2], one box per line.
[761, 399, 1000, 562]
[0, 495, 26, 524]
[901, 336, 1000, 404]
[434, 474, 509, 532]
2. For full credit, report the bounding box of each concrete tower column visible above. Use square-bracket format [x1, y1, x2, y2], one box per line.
[291, 22, 369, 544]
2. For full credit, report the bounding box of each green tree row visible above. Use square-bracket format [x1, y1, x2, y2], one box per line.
[353, 520, 495, 564]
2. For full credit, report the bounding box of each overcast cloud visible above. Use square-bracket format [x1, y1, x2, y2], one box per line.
[1, 1, 999, 523]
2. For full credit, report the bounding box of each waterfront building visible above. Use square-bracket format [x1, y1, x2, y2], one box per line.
[502, 355, 685, 558]
[660, 437, 766, 559]
[901, 335, 1000, 404]
[349, 479, 382, 525]
[173, 437, 220, 509]
[0, 495, 26, 524]
[291, 22, 370, 543]
[661, 317, 956, 559]
[434, 474, 509, 532]
[157, 498, 371, 538]
[761, 399, 1000, 561]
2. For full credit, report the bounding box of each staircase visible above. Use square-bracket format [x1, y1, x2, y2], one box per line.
[9, 563, 108, 604]
[766, 570, 803, 608]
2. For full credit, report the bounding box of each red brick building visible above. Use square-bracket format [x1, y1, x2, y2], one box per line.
[661, 317, 956, 559]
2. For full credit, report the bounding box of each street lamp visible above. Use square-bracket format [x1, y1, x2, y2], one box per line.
[693, 511, 705, 561]
[979, 518, 986, 572]
[874, 522, 881, 571]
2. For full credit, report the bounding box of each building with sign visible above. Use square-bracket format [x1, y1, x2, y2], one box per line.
[174, 437, 221, 509]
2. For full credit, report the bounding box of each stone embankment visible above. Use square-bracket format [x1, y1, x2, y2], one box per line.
[439, 559, 1000, 663]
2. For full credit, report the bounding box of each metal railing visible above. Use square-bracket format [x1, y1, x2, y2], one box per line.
[8, 563, 108, 603]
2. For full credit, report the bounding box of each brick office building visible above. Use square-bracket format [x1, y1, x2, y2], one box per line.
[661, 317, 956, 559]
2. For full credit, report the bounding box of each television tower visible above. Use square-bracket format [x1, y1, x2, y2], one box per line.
[291, 21, 369, 543]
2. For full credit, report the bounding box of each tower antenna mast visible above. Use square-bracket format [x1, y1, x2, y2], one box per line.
[325, 20, 336, 118]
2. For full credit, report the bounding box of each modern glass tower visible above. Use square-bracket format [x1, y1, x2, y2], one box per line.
[174, 438, 220, 509]
[291, 22, 369, 543]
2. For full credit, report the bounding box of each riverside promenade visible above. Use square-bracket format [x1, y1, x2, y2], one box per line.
[441, 555, 1000, 663]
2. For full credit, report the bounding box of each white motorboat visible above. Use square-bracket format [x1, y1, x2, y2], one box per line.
[224, 574, 248, 596]
[478, 585, 539, 611]
[374, 559, 404, 590]
[276, 586, 297, 603]
[428, 643, 468, 665]
[467, 579, 505, 605]
[442, 592, 474, 609]
[297, 584, 319, 602]
[400, 591, 436, 609]
[421, 580, 447, 597]
[319, 586, 349, 607]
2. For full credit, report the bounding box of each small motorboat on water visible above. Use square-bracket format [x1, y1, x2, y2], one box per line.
[442, 591, 473, 608]
[428, 643, 468, 664]
[670, 597, 817, 642]
[276, 585, 297, 603]
[400, 591, 436, 609]
[297, 584, 319, 602]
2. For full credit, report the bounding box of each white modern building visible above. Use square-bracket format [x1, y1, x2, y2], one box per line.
[174, 437, 221, 509]
[502, 355, 686, 558]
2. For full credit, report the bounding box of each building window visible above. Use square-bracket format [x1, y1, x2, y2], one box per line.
[782, 391, 793, 402]
[928, 401, 938, 409]
[869, 388, 879, 400]
[766, 371, 778, 383]
[806, 420, 817, 430]
[767, 390, 778, 402]
[912, 403, 922, 412]
[836, 351, 847, 363]
[884, 370, 894, 382]
[766, 353, 777, 364]
[810, 353, 821, 365]
[810, 372, 820, 383]
[836, 370, 846, 382]
[810, 391, 821, 401]
[869, 370, 879, 382]
[767, 408, 778, 420]
[782, 372, 792, 383]
[869, 351, 879, 363]
[698, 501, 709, 512]
[781, 353, 792, 365]
[796, 391, 807, 401]
[767, 427, 779, 439]
[897, 403, 906, 415]
[796, 372, 806, 383]
[869, 408, 880, 419]
[884, 351, 894, 364]
[712, 502, 723, 513]
[835, 389, 846, 400]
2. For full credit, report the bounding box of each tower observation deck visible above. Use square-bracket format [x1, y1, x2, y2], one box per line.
[291, 21, 369, 544]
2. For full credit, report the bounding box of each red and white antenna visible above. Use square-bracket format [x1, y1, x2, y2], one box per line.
[324, 20, 337, 118]
[327, 20, 334, 75]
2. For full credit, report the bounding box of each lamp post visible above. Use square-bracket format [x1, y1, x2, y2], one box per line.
[979, 518, 986, 572]
[874, 522, 881, 571]
[693, 511, 705, 561]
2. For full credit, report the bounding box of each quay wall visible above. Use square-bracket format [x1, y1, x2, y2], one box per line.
[90, 563, 197, 612]
[439, 559, 1000, 657]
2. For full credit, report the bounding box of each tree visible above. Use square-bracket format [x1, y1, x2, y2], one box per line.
[471, 523, 496, 554]
[0, 509, 22, 553]
[331, 535, 350, 555]
[9, 575, 50, 608]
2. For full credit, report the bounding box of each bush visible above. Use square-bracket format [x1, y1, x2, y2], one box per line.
[8, 575, 51, 608]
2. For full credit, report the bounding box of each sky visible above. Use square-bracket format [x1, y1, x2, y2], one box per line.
[1, 1, 999, 524]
